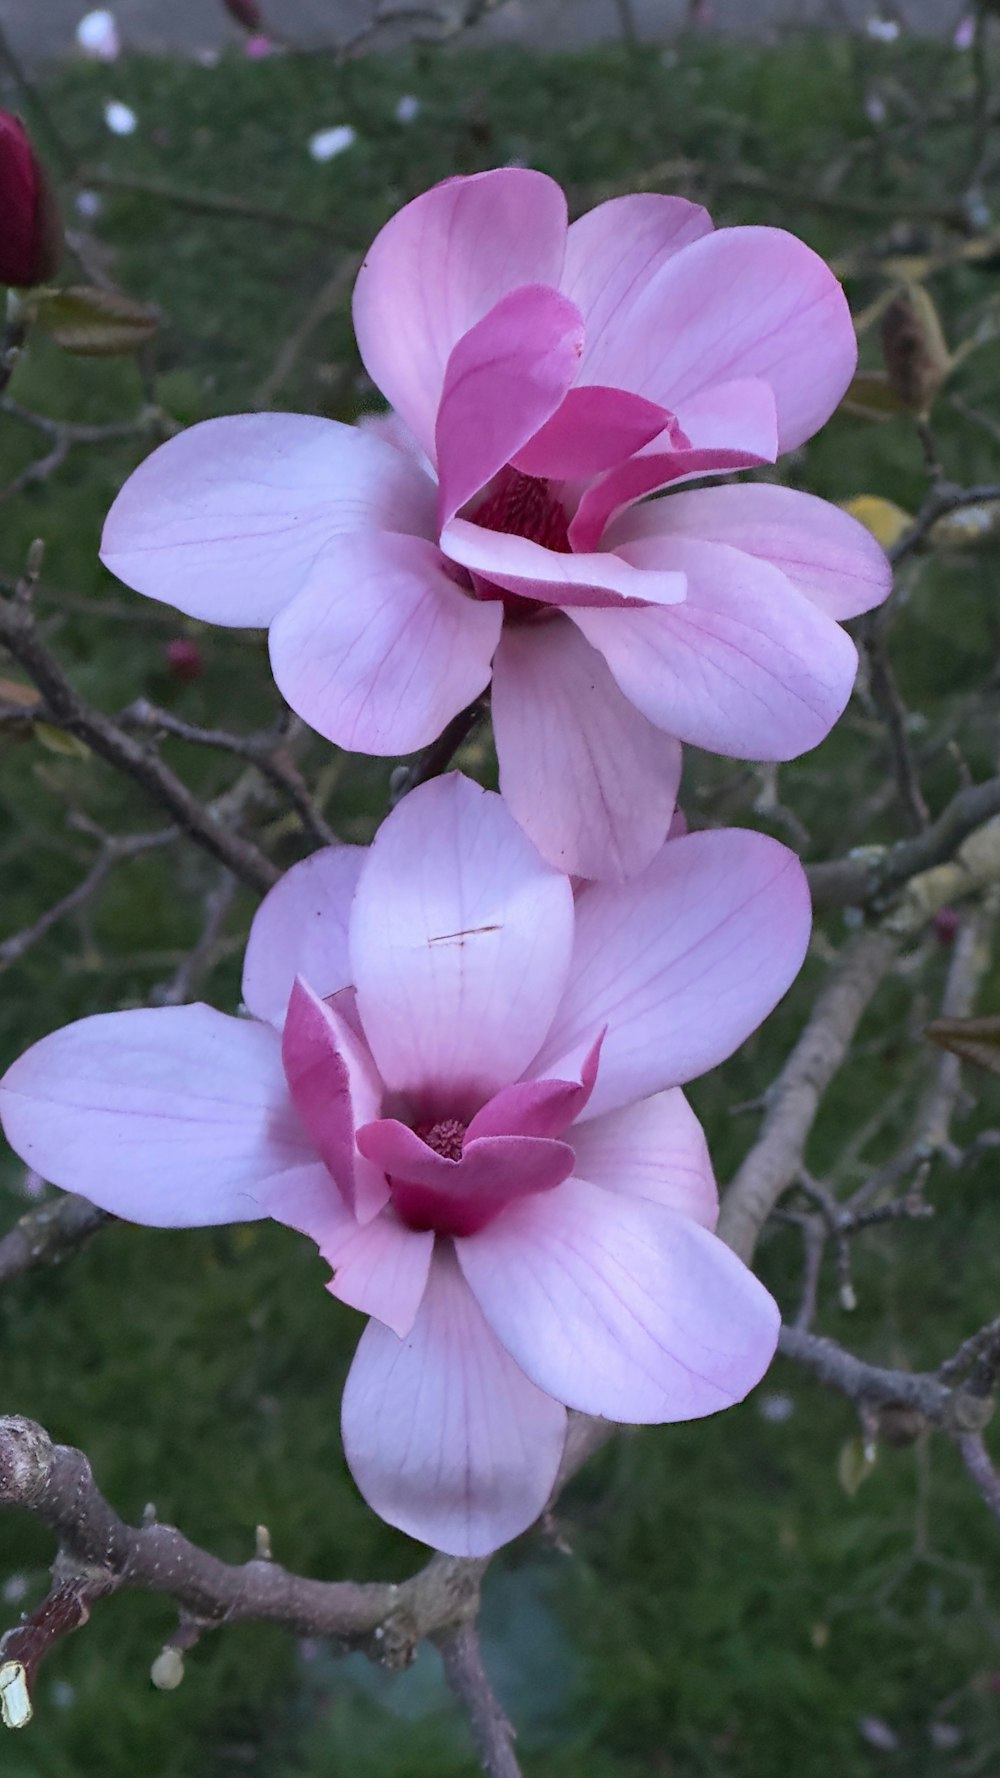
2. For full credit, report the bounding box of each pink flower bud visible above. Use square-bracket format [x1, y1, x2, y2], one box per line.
[165, 638, 203, 682]
[222, 0, 264, 30]
[933, 906, 960, 946]
[0, 111, 61, 289]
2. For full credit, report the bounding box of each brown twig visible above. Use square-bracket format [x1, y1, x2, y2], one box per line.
[436, 1622, 523, 1778]
[0, 1196, 110, 1288]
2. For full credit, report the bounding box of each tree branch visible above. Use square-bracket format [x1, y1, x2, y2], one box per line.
[436, 1621, 523, 1778]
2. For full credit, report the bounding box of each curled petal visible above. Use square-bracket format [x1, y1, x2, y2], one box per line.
[441, 518, 685, 609]
[281, 978, 388, 1223]
[357, 1120, 574, 1237]
[511, 385, 672, 481]
[342, 1246, 566, 1555]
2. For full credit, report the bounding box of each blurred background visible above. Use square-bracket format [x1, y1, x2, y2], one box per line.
[2, 3, 1000, 1776]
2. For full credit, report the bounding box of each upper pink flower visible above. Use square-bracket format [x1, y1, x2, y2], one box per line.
[100, 169, 888, 881]
[0, 776, 808, 1556]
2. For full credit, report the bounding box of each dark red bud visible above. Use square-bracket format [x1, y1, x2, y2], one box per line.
[934, 907, 960, 946]
[222, 0, 264, 30]
[0, 110, 61, 289]
[165, 638, 203, 682]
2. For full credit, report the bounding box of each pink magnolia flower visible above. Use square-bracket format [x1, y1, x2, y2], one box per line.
[100, 170, 889, 882]
[0, 777, 808, 1554]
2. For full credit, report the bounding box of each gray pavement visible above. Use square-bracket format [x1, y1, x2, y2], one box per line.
[0, 0, 970, 64]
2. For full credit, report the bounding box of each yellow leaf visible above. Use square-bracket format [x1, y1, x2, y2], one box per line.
[841, 495, 913, 550]
[34, 722, 91, 760]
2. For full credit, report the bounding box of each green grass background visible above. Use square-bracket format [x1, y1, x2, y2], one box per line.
[2, 25, 1000, 1777]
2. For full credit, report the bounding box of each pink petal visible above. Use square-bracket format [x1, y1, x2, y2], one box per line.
[458, 1178, 779, 1423]
[353, 169, 568, 458]
[568, 387, 777, 553]
[440, 517, 686, 609]
[350, 774, 575, 1117]
[101, 415, 437, 627]
[357, 1120, 574, 1237]
[281, 978, 388, 1222]
[571, 225, 855, 454]
[573, 535, 859, 760]
[242, 845, 365, 1026]
[511, 385, 672, 480]
[0, 1006, 311, 1225]
[435, 285, 584, 527]
[466, 1034, 602, 1140]
[268, 533, 502, 754]
[323, 1206, 434, 1338]
[612, 481, 891, 620]
[562, 193, 714, 383]
[341, 1245, 566, 1555]
[670, 378, 780, 456]
[570, 1088, 717, 1229]
[533, 827, 811, 1117]
[491, 618, 682, 882]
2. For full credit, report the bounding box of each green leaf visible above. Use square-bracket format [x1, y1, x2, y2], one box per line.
[839, 371, 905, 421]
[30, 284, 160, 356]
[34, 722, 91, 760]
[837, 1434, 877, 1498]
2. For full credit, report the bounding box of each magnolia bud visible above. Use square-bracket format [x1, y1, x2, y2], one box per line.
[165, 638, 203, 682]
[880, 287, 951, 417]
[223, 0, 264, 29]
[0, 112, 61, 290]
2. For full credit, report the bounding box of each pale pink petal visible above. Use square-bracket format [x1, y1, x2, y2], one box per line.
[341, 1246, 566, 1555]
[532, 827, 811, 1117]
[0, 1006, 312, 1225]
[570, 1088, 717, 1229]
[350, 774, 574, 1117]
[466, 1034, 602, 1140]
[572, 535, 859, 760]
[611, 482, 891, 620]
[353, 169, 568, 457]
[511, 386, 672, 480]
[435, 285, 584, 526]
[562, 193, 714, 382]
[568, 225, 855, 453]
[458, 1177, 779, 1423]
[668, 378, 779, 457]
[268, 533, 502, 754]
[357, 1121, 574, 1237]
[242, 846, 365, 1026]
[323, 1207, 434, 1338]
[281, 978, 388, 1222]
[491, 618, 682, 882]
[440, 518, 686, 609]
[101, 415, 437, 627]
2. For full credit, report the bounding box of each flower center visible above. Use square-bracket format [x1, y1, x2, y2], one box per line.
[412, 1116, 466, 1161]
[466, 466, 571, 621]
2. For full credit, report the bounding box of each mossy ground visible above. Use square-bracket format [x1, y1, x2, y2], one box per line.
[2, 27, 1000, 1778]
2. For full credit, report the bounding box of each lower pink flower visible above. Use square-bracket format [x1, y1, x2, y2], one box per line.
[99, 168, 890, 884]
[0, 775, 809, 1556]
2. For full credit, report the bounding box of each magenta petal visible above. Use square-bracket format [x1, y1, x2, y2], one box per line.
[511, 385, 672, 480]
[440, 518, 686, 609]
[435, 284, 584, 526]
[466, 1034, 603, 1141]
[570, 1089, 718, 1230]
[353, 168, 568, 457]
[268, 532, 502, 754]
[573, 534, 859, 760]
[350, 774, 575, 1114]
[357, 1120, 574, 1237]
[0, 1006, 311, 1225]
[281, 978, 388, 1222]
[242, 845, 365, 1026]
[458, 1178, 779, 1423]
[491, 619, 682, 882]
[101, 414, 437, 627]
[613, 482, 892, 620]
[533, 828, 811, 1117]
[562, 193, 714, 383]
[341, 1246, 566, 1556]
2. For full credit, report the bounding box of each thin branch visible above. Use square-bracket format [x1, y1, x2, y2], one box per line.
[0, 827, 176, 973]
[390, 700, 487, 806]
[0, 1197, 110, 1288]
[807, 773, 1000, 911]
[954, 1431, 1000, 1527]
[436, 1622, 523, 1778]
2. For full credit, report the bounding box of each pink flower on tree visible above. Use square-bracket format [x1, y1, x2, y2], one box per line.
[100, 169, 889, 882]
[0, 776, 808, 1555]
